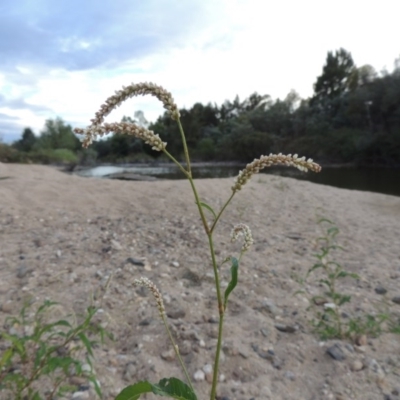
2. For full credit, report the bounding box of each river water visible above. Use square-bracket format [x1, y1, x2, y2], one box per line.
[76, 164, 400, 197]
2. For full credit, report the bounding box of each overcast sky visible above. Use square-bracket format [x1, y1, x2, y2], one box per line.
[0, 0, 399, 143]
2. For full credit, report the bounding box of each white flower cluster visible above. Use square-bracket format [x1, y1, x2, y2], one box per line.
[75, 122, 166, 151]
[232, 153, 321, 192]
[134, 277, 166, 318]
[91, 82, 180, 126]
[231, 223, 254, 252]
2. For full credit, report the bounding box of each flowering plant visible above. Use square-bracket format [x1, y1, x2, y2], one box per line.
[75, 82, 321, 400]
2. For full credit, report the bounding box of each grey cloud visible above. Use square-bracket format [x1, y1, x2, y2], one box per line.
[0, 117, 24, 143]
[0, 0, 213, 71]
[0, 94, 52, 113]
[0, 0, 217, 142]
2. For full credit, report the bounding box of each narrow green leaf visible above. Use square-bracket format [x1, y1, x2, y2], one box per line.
[198, 201, 217, 220]
[224, 257, 239, 308]
[88, 376, 102, 397]
[1, 333, 26, 358]
[0, 348, 13, 369]
[78, 332, 94, 357]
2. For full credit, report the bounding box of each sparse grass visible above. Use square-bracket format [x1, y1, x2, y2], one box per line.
[295, 218, 396, 341]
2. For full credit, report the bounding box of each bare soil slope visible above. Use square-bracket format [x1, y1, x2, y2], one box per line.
[1, 164, 399, 400]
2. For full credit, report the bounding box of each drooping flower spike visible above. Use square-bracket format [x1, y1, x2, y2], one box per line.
[232, 153, 321, 192]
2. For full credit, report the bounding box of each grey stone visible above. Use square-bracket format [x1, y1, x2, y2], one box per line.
[275, 323, 296, 333]
[167, 308, 186, 319]
[171, 261, 180, 268]
[375, 286, 387, 295]
[326, 344, 346, 361]
[124, 363, 137, 381]
[126, 257, 145, 266]
[71, 391, 89, 399]
[193, 369, 205, 381]
[161, 348, 175, 361]
[16, 265, 29, 278]
[261, 298, 281, 316]
[0, 303, 12, 313]
[284, 371, 296, 381]
[392, 296, 400, 305]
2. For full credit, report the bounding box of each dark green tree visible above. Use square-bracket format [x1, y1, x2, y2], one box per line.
[13, 128, 37, 152]
[35, 118, 80, 151]
[313, 48, 357, 100]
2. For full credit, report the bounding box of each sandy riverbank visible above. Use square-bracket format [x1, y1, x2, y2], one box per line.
[1, 163, 400, 399]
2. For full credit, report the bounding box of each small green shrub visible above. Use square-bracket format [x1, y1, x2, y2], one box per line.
[296, 218, 390, 340]
[0, 300, 109, 400]
[0, 144, 24, 163]
[27, 148, 78, 164]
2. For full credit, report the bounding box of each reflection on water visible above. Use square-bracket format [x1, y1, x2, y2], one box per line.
[76, 164, 400, 197]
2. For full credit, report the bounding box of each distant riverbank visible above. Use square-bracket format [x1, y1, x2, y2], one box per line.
[73, 162, 400, 197]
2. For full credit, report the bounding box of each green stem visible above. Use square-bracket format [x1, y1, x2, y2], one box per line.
[210, 313, 224, 400]
[172, 117, 225, 399]
[163, 148, 190, 178]
[177, 119, 191, 175]
[161, 315, 195, 392]
[207, 234, 224, 400]
[210, 192, 235, 234]
[188, 177, 210, 234]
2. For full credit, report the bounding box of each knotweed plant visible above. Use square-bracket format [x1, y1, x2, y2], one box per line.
[74, 82, 321, 400]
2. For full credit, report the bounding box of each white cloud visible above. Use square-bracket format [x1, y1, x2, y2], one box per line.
[1, 0, 399, 141]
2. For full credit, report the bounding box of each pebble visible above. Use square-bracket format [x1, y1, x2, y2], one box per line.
[203, 364, 213, 374]
[69, 376, 87, 386]
[167, 308, 186, 319]
[324, 303, 337, 310]
[17, 265, 29, 278]
[274, 323, 296, 333]
[126, 257, 145, 266]
[71, 391, 89, 399]
[193, 369, 205, 381]
[392, 296, 400, 305]
[178, 341, 192, 355]
[284, 371, 296, 381]
[355, 334, 367, 346]
[375, 286, 387, 295]
[171, 261, 180, 268]
[366, 358, 385, 378]
[203, 364, 213, 383]
[110, 239, 122, 250]
[124, 363, 137, 381]
[351, 360, 364, 371]
[259, 386, 273, 397]
[260, 328, 269, 337]
[161, 348, 175, 361]
[261, 298, 281, 315]
[326, 344, 346, 361]
[0, 303, 12, 313]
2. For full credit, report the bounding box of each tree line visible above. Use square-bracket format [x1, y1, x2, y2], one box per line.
[1, 48, 399, 166]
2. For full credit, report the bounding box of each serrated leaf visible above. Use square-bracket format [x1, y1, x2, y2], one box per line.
[198, 201, 217, 220]
[224, 257, 239, 308]
[115, 381, 154, 400]
[152, 378, 197, 399]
